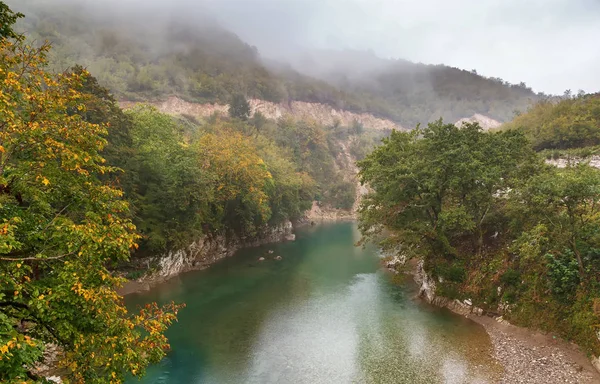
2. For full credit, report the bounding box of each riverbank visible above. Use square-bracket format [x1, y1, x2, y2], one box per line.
[116, 244, 288, 296]
[401, 259, 600, 383]
[471, 315, 600, 384]
[117, 220, 297, 296]
[302, 201, 356, 222]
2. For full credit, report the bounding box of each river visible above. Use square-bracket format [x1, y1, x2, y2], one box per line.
[125, 222, 503, 383]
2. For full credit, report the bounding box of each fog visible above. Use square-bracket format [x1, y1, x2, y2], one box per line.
[11, 0, 600, 94]
[208, 0, 600, 95]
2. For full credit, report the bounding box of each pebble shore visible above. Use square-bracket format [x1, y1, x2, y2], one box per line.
[473, 316, 600, 384]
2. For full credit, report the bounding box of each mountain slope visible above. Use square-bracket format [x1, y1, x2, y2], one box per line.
[285, 49, 541, 126]
[501, 94, 600, 150]
[12, 0, 540, 127]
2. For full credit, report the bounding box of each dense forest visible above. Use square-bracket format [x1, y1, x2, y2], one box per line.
[359, 102, 600, 356]
[11, 0, 541, 127]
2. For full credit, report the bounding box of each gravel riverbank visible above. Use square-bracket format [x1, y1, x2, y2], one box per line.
[468, 315, 600, 384]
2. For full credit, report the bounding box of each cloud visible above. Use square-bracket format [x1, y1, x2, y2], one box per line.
[199, 0, 600, 94]
[11, 0, 600, 94]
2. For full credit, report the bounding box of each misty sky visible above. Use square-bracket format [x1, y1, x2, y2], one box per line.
[196, 0, 600, 95]
[13, 0, 600, 95]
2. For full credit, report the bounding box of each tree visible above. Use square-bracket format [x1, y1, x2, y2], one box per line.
[0, 37, 181, 383]
[521, 164, 600, 279]
[229, 93, 251, 121]
[125, 105, 213, 251]
[68, 66, 134, 155]
[358, 120, 537, 260]
[0, 1, 23, 40]
[196, 127, 273, 235]
[250, 110, 268, 137]
[351, 119, 364, 135]
[254, 137, 316, 223]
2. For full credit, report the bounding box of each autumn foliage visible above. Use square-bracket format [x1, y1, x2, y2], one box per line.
[0, 32, 182, 384]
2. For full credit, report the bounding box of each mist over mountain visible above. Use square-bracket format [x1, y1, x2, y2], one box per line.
[8, 0, 571, 126]
[202, 0, 600, 96]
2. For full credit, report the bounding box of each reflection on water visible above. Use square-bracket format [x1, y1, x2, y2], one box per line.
[126, 223, 502, 383]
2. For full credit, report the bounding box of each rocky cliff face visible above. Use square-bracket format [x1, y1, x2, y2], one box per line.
[414, 260, 437, 303]
[303, 136, 368, 222]
[127, 221, 294, 290]
[546, 155, 600, 169]
[304, 201, 356, 222]
[120, 96, 405, 131]
[122, 97, 505, 133]
[413, 259, 485, 316]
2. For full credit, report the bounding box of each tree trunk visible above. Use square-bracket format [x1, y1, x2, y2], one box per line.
[571, 238, 586, 281]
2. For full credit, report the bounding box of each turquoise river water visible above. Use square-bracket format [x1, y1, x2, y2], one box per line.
[125, 222, 503, 383]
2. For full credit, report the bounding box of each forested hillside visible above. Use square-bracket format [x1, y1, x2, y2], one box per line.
[57, 67, 376, 256]
[11, 0, 541, 127]
[286, 49, 541, 126]
[501, 93, 600, 153]
[359, 91, 600, 357]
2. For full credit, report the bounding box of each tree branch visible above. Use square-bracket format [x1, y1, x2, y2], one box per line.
[0, 301, 71, 347]
[0, 301, 29, 309]
[0, 251, 75, 261]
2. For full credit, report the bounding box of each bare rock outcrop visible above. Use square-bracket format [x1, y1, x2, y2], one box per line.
[305, 201, 355, 222]
[455, 114, 502, 130]
[546, 155, 600, 169]
[120, 96, 405, 131]
[122, 221, 295, 292]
